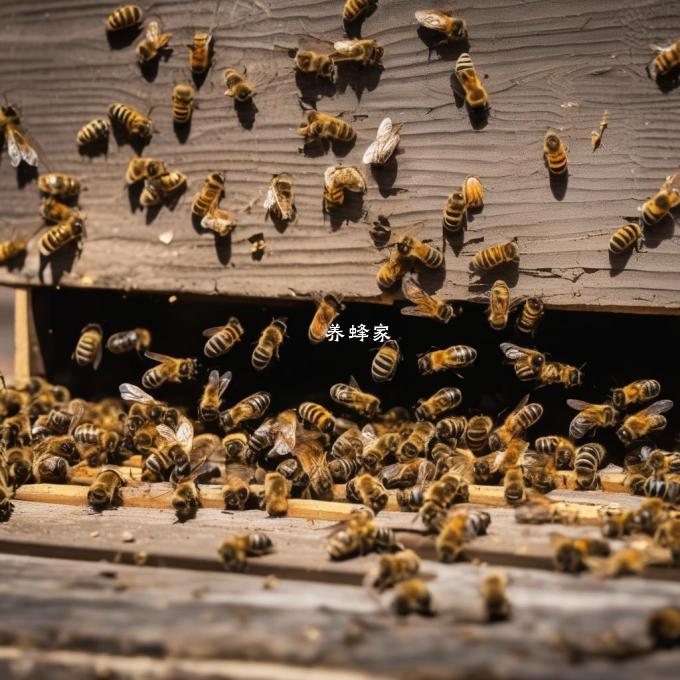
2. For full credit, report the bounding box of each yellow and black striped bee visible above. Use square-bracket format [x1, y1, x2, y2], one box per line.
[414, 387, 462, 421]
[188, 31, 214, 75]
[417, 345, 477, 375]
[609, 222, 641, 254]
[106, 328, 152, 354]
[74, 323, 104, 370]
[573, 443, 606, 490]
[203, 317, 244, 358]
[442, 190, 467, 232]
[371, 339, 400, 383]
[515, 297, 544, 337]
[199, 370, 232, 422]
[343, 0, 377, 23]
[108, 103, 152, 139]
[105, 5, 143, 32]
[39, 214, 86, 256]
[263, 174, 296, 224]
[470, 241, 519, 273]
[142, 352, 198, 389]
[294, 50, 335, 79]
[252, 319, 287, 371]
[499, 342, 546, 381]
[220, 392, 271, 432]
[472, 279, 512, 331]
[639, 188, 680, 227]
[299, 111, 356, 143]
[308, 293, 345, 344]
[567, 400, 619, 440]
[414, 9, 468, 42]
[543, 131, 568, 175]
[135, 20, 172, 64]
[140, 171, 187, 207]
[298, 402, 336, 434]
[76, 118, 110, 146]
[610, 379, 661, 410]
[38, 173, 80, 200]
[647, 39, 680, 80]
[504, 467, 526, 505]
[40, 196, 73, 223]
[617, 400, 674, 446]
[330, 377, 381, 418]
[323, 166, 366, 211]
[125, 158, 167, 185]
[462, 176, 484, 209]
[224, 69, 255, 102]
[454, 53, 488, 111]
[172, 84, 195, 125]
[401, 275, 457, 324]
[489, 396, 543, 450]
[395, 235, 443, 269]
[535, 435, 576, 470]
[192, 172, 225, 217]
[0, 238, 27, 265]
[330, 38, 383, 66]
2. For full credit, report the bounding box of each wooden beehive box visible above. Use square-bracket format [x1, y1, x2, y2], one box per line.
[1, 1, 680, 677]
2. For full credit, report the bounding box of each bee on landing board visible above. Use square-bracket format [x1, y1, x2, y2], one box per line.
[0, 238, 27, 266]
[543, 130, 568, 175]
[76, 118, 110, 147]
[171, 84, 195, 125]
[224, 69, 255, 102]
[363, 118, 403, 166]
[108, 103, 153, 140]
[40, 215, 86, 257]
[135, 20, 172, 64]
[263, 174, 296, 224]
[140, 170, 187, 207]
[308, 293, 345, 344]
[188, 31, 214, 75]
[470, 241, 519, 273]
[646, 39, 680, 80]
[414, 9, 468, 42]
[343, 0, 378, 24]
[105, 5, 143, 32]
[454, 53, 488, 111]
[293, 50, 335, 80]
[38, 173, 80, 200]
[125, 158, 166, 185]
[323, 166, 366, 211]
[639, 187, 680, 227]
[442, 189, 467, 232]
[330, 39, 383, 67]
[0, 104, 39, 167]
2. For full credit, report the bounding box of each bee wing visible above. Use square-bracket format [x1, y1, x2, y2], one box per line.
[218, 371, 233, 398]
[207, 369, 220, 386]
[499, 343, 529, 361]
[566, 399, 596, 411]
[144, 350, 175, 364]
[375, 117, 393, 140]
[522, 450, 552, 470]
[508, 296, 527, 312]
[119, 382, 156, 404]
[202, 326, 225, 338]
[270, 420, 297, 459]
[401, 275, 430, 306]
[175, 419, 195, 451]
[68, 402, 85, 434]
[6, 128, 39, 168]
[361, 425, 377, 444]
[262, 186, 276, 213]
[156, 423, 178, 443]
[146, 20, 161, 41]
[349, 375, 362, 391]
[414, 9, 450, 31]
[639, 399, 674, 416]
[332, 39, 357, 54]
[569, 415, 596, 440]
[362, 140, 380, 165]
[507, 394, 531, 417]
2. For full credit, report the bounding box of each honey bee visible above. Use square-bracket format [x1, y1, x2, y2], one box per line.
[330, 378, 380, 418]
[394, 233, 444, 269]
[648, 606, 680, 648]
[474, 279, 512, 331]
[331, 427, 364, 461]
[598, 505, 636, 539]
[398, 422, 435, 462]
[543, 130, 568, 175]
[343, 0, 377, 23]
[470, 240, 519, 273]
[297, 402, 336, 434]
[308, 293, 345, 344]
[454, 53, 488, 111]
[330, 39, 383, 66]
[87, 468, 125, 511]
[538, 360, 583, 389]
[33, 431, 80, 466]
[391, 579, 435, 617]
[105, 5, 143, 32]
[39, 214, 85, 257]
[371, 339, 401, 383]
[136, 20, 172, 64]
[640, 188, 680, 227]
[362, 117, 403, 166]
[38, 173, 80, 200]
[499, 342, 546, 381]
[0, 461, 14, 521]
[515, 297, 544, 337]
[419, 472, 469, 532]
[360, 432, 400, 473]
[0, 104, 39, 167]
[295, 437, 333, 500]
[655, 519, 680, 566]
[203, 207, 237, 237]
[119, 383, 179, 431]
[647, 39, 680, 80]
[435, 415, 467, 445]
[202, 317, 244, 358]
[263, 471, 289, 517]
[188, 31, 213, 75]
[643, 477, 680, 505]
[2, 412, 31, 448]
[535, 435, 576, 470]
[172, 478, 205, 522]
[617, 400, 674, 446]
[417, 345, 477, 375]
[222, 432, 249, 463]
[140, 170, 187, 207]
[39, 197, 73, 224]
[481, 572, 511, 622]
[73, 423, 120, 457]
[125, 158, 167, 185]
[199, 370, 232, 422]
[4, 447, 33, 487]
[142, 352, 198, 389]
[379, 458, 433, 489]
[171, 84, 195, 125]
[192, 172, 224, 216]
[73, 324, 103, 370]
[223, 69, 255, 101]
[611, 379, 661, 410]
[634, 497, 668, 535]
[566, 400, 619, 440]
[222, 464, 255, 510]
[0, 238, 27, 265]
[220, 392, 271, 432]
[489, 397, 543, 451]
[573, 443, 606, 490]
[414, 9, 468, 42]
[591, 111, 608, 151]
[249, 409, 297, 461]
[414, 387, 461, 421]
[106, 328, 152, 355]
[218, 532, 273, 572]
[442, 190, 467, 232]
[251, 318, 287, 371]
[365, 549, 420, 593]
[459, 416, 490, 453]
[76, 118, 110, 146]
[108, 103, 152, 139]
[31, 450, 69, 484]
[462, 176, 484, 209]
[504, 467, 526, 506]
[550, 534, 610, 573]
[401, 275, 458, 324]
[293, 50, 335, 79]
[435, 510, 490, 562]
[263, 173, 296, 224]
[376, 247, 409, 289]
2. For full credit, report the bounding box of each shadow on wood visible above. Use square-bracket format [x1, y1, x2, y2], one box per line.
[371, 155, 399, 198]
[642, 215, 674, 249]
[327, 193, 365, 231]
[235, 99, 258, 130]
[38, 242, 80, 285]
[127, 183, 143, 213]
[549, 170, 569, 201]
[417, 27, 469, 62]
[16, 163, 38, 189]
[138, 49, 172, 83]
[334, 62, 383, 101]
[106, 26, 142, 49]
[295, 71, 337, 106]
[173, 119, 192, 145]
[111, 122, 150, 156]
[78, 138, 109, 159]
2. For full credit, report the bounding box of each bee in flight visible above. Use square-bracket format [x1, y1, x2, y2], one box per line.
[142, 351, 198, 389]
[617, 400, 674, 446]
[0, 105, 39, 167]
[610, 379, 660, 410]
[73, 323, 104, 369]
[363, 117, 403, 166]
[566, 400, 619, 440]
[401, 274, 458, 324]
[471, 279, 519, 331]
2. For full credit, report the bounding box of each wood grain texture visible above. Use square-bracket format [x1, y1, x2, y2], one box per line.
[0, 0, 679, 310]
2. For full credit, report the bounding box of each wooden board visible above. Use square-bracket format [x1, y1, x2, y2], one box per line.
[1, 1, 680, 311]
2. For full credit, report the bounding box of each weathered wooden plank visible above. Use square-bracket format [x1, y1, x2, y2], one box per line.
[0, 1, 679, 310]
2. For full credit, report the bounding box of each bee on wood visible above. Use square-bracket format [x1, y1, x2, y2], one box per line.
[5, 447, 33, 487]
[648, 607, 680, 648]
[435, 510, 489, 562]
[330, 377, 381, 418]
[617, 400, 674, 446]
[223, 68, 255, 101]
[573, 443, 606, 490]
[414, 9, 468, 42]
[503, 467, 526, 505]
[394, 233, 443, 269]
[401, 275, 458, 324]
[300, 111, 356, 143]
[415, 387, 462, 421]
[222, 463, 255, 511]
[188, 31, 214, 75]
[76, 118, 110, 146]
[417, 345, 477, 375]
[331, 427, 364, 462]
[330, 39, 383, 66]
[136, 20, 172, 64]
[392, 578, 435, 617]
[199, 370, 232, 422]
[462, 176, 484, 209]
[203, 207, 237, 237]
[639, 187, 680, 227]
[0, 238, 27, 265]
[2, 412, 31, 448]
[346, 473, 388, 514]
[470, 240, 519, 273]
[125, 158, 166, 185]
[535, 435, 576, 470]
[343, 0, 377, 23]
[419, 472, 469, 532]
[646, 39, 680, 80]
[566, 400, 619, 440]
[293, 49, 335, 79]
[371, 339, 401, 383]
[365, 549, 421, 592]
[73, 422, 120, 457]
[39, 214, 85, 255]
[599, 505, 636, 539]
[643, 477, 680, 505]
[218, 532, 273, 572]
[106, 328, 151, 355]
[363, 117, 403, 166]
[142, 352, 198, 389]
[87, 468, 125, 511]
[220, 392, 271, 432]
[515, 297, 544, 337]
[379, 458, 433, 490]
[119, 383, 179, 432]
[73, 324, 104, 370]
[0, 104, 39, 167]
[105, 5, 143, 32]
[252, 319, 287, 371]
[455, 53, 488, 111]
[192, 171, 225, 217]
[40, 197, 73, 223]
[308, 293, 345, 344]
[295, 437, 334, 500]
[480, 572, 512, 622]
[358, 431, 398, 474]
[108, 103, 152, 140]
[442, 190, 467, 232]
[140, 170, 187, 207]
[263, 174, 296, 223]
[655, 519, 680, 566]
[591, 111, 608, 151]
[398, 422, 435, 462]
[543, 130, 568, 175]
[202, 316, 244, 358]
[263, 471, 289, 517]
[550, 534, 610, 573]
[171, 84, 195, 125]
[0, 461, 14, 521]
[611, 379, 660, 410]
[38, 173, 80, 200]
[376, 247, 410, 289]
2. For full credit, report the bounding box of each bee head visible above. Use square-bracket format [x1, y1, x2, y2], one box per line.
[320, 59, 334, 78]
[0, 499, 14, 523]
[545, 133, 560, 151]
